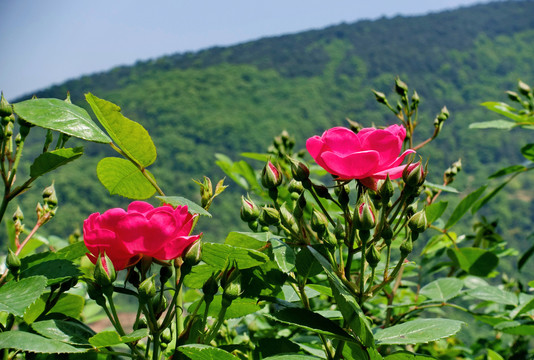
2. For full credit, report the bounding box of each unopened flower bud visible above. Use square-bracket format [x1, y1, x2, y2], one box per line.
[12, 206, 24, 222]
[381, 222, 393, 246]
[202, 275, 219, 304]
[506, 91, 522, 103]
[261, 161, 283, 189]
[240, 195, 260, 222]
[198, 177, 213, 208]
[379, 175, 395, 201]
[372, 90, 388, 105]
[280, 205, 297, 232]
[220, 265, 240, 290]
[408, 210, 428, 234]
[518, 80, 531, 96]
[395, 77, 408, 96]
[6, 249, 21, 273]
[183, 240, 202, 268]
[366, 245, 381, 269]
[336, 184, 350, 209]
[354, 202, 376, 230]
[313, 184, 331, 200]
[403, 162, 425, 188]
[42, 184, 58, 207]
[311, 209, 329, 238]
[411, 90, 420, 107]
[0, 93, 12, 117]
[400, 238, 413, 258]
[138, 274, 157, 302]
[94, 253, 116, 292]
[222, 281, 241, 307]
[291, 160, 310, 182]
[159, 266, 173, 285]
[259, 207, 280, 226]
[86, 280, 106, 307]
[288, 179, 304, 194]
[150, 294, 167, 318]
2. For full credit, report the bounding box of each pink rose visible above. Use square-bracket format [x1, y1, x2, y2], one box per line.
[306, 125, 416, 190]
[83, 201, 200, 271]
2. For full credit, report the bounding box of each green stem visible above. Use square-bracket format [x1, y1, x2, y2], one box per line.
[359, 233, 367, 306]
[106, 294, 126, 336]
[204, 304, 228, 344]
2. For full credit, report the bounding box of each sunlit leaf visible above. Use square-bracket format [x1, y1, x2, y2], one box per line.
[0, 276, 47, 317]
[97, 157, 156, 199]
[85, 93, 156, 166]
[13, 98, 110, 143]
[157, 196, 211, 217]
[178, 344, 239, 360]
[0, 331, 88, 353]
[374, 319, 464, 345]
[30, 147, 84, 178]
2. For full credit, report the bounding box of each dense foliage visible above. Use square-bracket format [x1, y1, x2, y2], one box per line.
[8, 1, 534, 251]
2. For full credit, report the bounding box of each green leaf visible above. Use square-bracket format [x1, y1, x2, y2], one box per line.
[385, 351, 436, 360]
[266, 307, 356, 342]
[510, 296, 534, 319]
[0, 276, 47, 317]
[480, 102, 525, 122]
[201, 242, 269, 270]
[184, 264, 218, 289]
[97, 157, 156, 199]
[88, 329, 148, 348]
[178, 344, 240, 360]
[85, 93, 156, 166]
[308, 246, 374, 348]
[447, 247, 498, 277]
[420, 233, 456, 256]
[420, 278, 463, 302]
[20, 258, 81, 286]
[468, 120, 517, 130]
[157, 196, 211, 217]
[423, 182, 458, 193]
[263, 356, 322, 360]
[467, 286, 518, 306]
[444, 186, 487, 229]
[30, 147, 84, 178]
[471, 179, 513, 214]
[240, 152, 270, 162]
[374, 319, 464, 345]
[24, 293, 85, 324]
[489, 165, 527, 179]
[189, 296, 262, 319]
[50, 293, 85, 318]
[13, 98, 111, 143]
[494, 321, 534, 335]
[425, 201, 448, 224]
[518, 234, 534, 271]
[521, 143, 534, 162]
[32, 319, 94, 345]
[487, 349, 504, 360]
[295, 247, 323, 279]
[0, 331, 88, 353]
[270, 238, 296, 273]
[224, 231, 269, 249]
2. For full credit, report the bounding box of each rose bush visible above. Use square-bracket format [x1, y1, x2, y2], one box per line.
[306, 124, 416, 189]
[83, 201, 200, 270]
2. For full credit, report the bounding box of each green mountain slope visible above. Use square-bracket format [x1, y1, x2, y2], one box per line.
[11, 0, 534, 242]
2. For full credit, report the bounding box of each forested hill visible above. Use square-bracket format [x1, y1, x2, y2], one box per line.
[14, 0, 534, 242]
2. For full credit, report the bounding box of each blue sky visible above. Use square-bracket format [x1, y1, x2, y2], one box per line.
[1, 0, 493, 100]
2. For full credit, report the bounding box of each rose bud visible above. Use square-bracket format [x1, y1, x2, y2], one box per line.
[261, 161, 283, 189]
